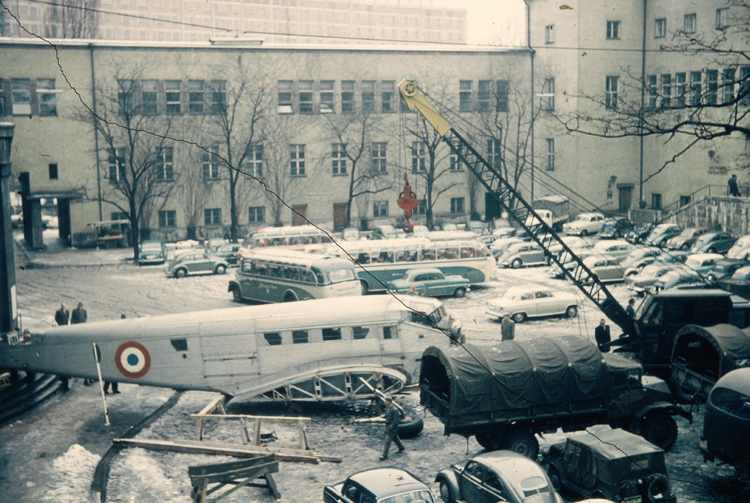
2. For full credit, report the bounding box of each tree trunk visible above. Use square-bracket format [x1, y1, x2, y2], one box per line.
[230, 182, 239, 243]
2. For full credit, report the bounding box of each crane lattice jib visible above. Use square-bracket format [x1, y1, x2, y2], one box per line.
[398, 80, 635, 338]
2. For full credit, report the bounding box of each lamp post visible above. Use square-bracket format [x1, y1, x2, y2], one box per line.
[0, 122, 17, 335]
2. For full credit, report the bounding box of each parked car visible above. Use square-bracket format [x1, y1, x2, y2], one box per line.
[341, 227, 362, 241]
[590, 239, 632, 262]
[620, 246, 662, 276]
[496, 242, 546, 268]
[490, 237, 525, 257]
[411, 225, 429, 237]
[706, 258, 750, 283]
[165, 251, 229, 278]
[700, 368, 750, 470]
[726, 234, 750, 260]
[541, 428, 677, 503]
[665, 227, 708, 250]
[211, 243, 242, 265]
[386, 268, 470, 298]
[138, 240, 167, 265]
[370, 225, 398, 240]
[716, 265, 750, 298]
[645, 223, 682, 248]
[323, 467, 437, 503]
[547, 235, 591, 259]
[626, 222, 655, 244]
[441, 222, 459, 232]
[651, 268, 704, 292]
[691, 231, 737, 254]
[626, 263, 676, 294]
[598, 217, 634, 239]
[466, 221, 486, 235]
[486, 284, 580, 322]
[204, 237, 228, 253]
[562, 212, 605, 236]
[684, 252, 724, 275]
[583, 255, 625, 283]
[436, 451, 562, 503]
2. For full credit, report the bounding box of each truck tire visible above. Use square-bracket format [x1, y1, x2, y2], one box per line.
[502, 429, 539, 459]
[646, 476, 670, 503]
[546, 466, 561, 491]
[475, 432, 502, 451]
[641, 414, 678, 451]
[397, 414, 424, 439]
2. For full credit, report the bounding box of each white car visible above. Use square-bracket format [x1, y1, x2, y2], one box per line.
[726, 234, 750, 260]
[590, 239, 632, 262]
[582, 255, 625, 283]
[626, 262, 676, 294]
[562, 212, 606, 236]
[486, 284, 581, 323]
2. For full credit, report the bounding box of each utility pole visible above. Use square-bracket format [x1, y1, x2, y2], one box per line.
[0, 122, 18, 335]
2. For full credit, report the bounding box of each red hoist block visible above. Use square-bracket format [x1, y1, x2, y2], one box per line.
[397, 174, 419, 233]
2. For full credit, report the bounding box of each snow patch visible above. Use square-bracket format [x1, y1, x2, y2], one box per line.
[42, 444, 100, 503]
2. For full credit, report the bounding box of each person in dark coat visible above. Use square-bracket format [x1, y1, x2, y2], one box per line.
[55, 303, 69, 326]
[626, 299, 636, 319]
[595, 319, 611, 353]
[501, 314, 515, 341]
[729, 174, 742, 197]
[71, 302, 87, 324]
[380, 396, 405, 460]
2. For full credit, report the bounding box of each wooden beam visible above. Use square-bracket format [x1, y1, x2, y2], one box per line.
[190, 414, 311, 424]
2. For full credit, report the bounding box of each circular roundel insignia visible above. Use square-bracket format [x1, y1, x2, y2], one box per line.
[114, 341, 151, 379]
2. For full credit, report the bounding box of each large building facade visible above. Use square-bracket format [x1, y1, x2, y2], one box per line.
[0, 38, 529, 247]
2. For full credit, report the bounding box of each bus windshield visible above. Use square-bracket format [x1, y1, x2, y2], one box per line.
[322, 268, 356, 284]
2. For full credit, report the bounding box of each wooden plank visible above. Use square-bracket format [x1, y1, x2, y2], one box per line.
[253, 417, 261, 446]
[190, 464, 276, 486]
[190, 414, 311, 424]
[198, 395, 228, 417]
[265, 474, 281, 500]
[189, 455, 276, 476]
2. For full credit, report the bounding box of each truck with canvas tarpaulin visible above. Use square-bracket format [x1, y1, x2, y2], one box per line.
[419, 336, 689, 459]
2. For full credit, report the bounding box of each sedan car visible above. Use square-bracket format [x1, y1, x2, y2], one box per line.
[665, 227, 708, 250]
[651, 268, 704, 292]
[598, 217, 634, 239]
[138, 239, 167, 265]
[684, 252, 724, 275]
[204, 237, 228, 253]
[706, 258, 750, 283]
[436, 451, 561, 503]
[625, 222, 654, 244]
[583, 255, 625, 283]
[691, 231, 737, 254]
[486, 284, 580, 323]
[590, 239, 632, 262]
[497, 242, 546, 268]
[490, 237, 525, 256]
[716, 265, 750, 298]
[645, 223, 682, 248]
[324, 467, 436, 503]
[620, 246, 662, 276]
[386, 268, 470, 298]
[626, 263, 676, 294]
[212, 243, 242, 265]
[165, 251, 229, 278]
[726, 234, 750, 260]
[562, 212, 605, 236]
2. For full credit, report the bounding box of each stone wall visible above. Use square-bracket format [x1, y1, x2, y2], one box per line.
[666, 196, 750, 236]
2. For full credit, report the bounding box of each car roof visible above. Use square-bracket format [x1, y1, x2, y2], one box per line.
[567, 428, 663, 458]
[687, 253, 724, 261]
[346, 467, 428, 498]
[472, 450, 547, 483]
[406, 268, 442, 276]
[713, 368, 750, 395]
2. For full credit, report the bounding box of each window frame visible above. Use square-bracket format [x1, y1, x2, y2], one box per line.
[450, 197, 465, 214]
[249, 206, 265, 223]
[108, 147, 126, 183]
[546, 138, 555, 171]
[605, 76, 619, 110]
[188, 79, 205, 114]
[371, 142, 387, 174]
[332, 143, 347, 176]
[381, 80, 395, 113]
[156, 146, 174, 181]
[716, 8, 730, 30]
[141, 79, 158, 115]
[373, 200, 389, 217]
[341, 80, 355, 114]
[290, 144, 306, 177]
[277, 80, 293, 114]
[204, 208, 222, 226]
[545, 24, 555, 44]
[459, 80, 472, 112]
[165, 79, 181, 114]
[202, 146, 221, 180]
[37, 78, 57, 116]
[541, 78, 555, 111]
[654, 18, 666, 38]
[477, 80, 491, 112]
[320, 80, 335, 113]
[684, 13, 696, 33]
[411, 141, 426, 172]
[158, 209, 176, 228]
[606, 20, 620, 40]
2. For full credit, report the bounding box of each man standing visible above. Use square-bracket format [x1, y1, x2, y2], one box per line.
[729, 174, 742, 197]
[626, 299, 636, 319]
[595, 319, 611, 353]
[55, 303, 69, 326]
[71, 302, 87, 324]
[380, 396, 405, 461]
[501, 314, 515, 341]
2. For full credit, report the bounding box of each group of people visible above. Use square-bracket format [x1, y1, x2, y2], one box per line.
[54, 301, 119, 394]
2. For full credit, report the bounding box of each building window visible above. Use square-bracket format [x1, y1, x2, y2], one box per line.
[541, 78, 555, 111]
[654, 18, 666, 38]
[716, 8, 730, 30]
[545, 24, 554, 44]
[690, 71, 702, 106]
[414, 199, 426, 215]
[606, 21, 620, 39]
[660, 74, 671, 108]
[496, 80, 509, 112]
[723, 68, 736, 104]
[450, 197, 465, 214]
[362, 80, 375, 113]
[605, 76, 619, 109]
[381, 80, 395, 113]
[244, 145, 262, 177]
[165, 80, 181, 114]
[706, 70, 718, 105]
[108, 148, 126, 182]
[320, 80, 334, 113]
[37, 78, 57, 116]
[449, 139, 464, 171]
[477, 80, 491, 112]
[159, 210, 176, 228]
[141, 80, 158, 115]
[209, 80, 226, 114]
[411, 141, 426, 172]
[156, 147, 173, 181]
[679, 195, 692, 207]
[487, 139, 501, 169]
[249, 206, 265, 223]
[341, 80, 355, 114]
[459, 80, 472, 112]
[651, 193, 662, 210]
[202, 146, 220, 180]
[48, 163, 58, 180]
[647, 75, 658, 109]
[546, 139, 555, 171]
[278, 80, 293, 113]
[111, 211, 128, 222]
[373, 201, 388, 217]
[332, 143, 347, 175]
[188, 80, 204, 114]
[204, 208, 221, 226]
[291, 144, 306, 176]
[299, 80, 314, 113]
[684, 13, 696, 33]
[675, 73, 687, 107]
[117, 79, 134, 115]
[372, 142, 387, 173]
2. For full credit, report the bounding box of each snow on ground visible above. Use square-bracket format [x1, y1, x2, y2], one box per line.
[41, 444, 100, 503]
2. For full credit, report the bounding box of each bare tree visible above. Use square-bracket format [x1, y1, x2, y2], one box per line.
[177, 146, 213, 240]
[45, 0, 100, 38]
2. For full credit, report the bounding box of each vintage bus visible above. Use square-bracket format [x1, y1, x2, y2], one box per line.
[314, 237, 496, 294]
[237, 225, 333, 261]
[228, 249, 361, 303]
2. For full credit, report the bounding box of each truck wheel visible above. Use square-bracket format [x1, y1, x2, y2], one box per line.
[647, 476, 670, 503]
[512, 312, 527, 323]
[397, 414, 424, 439]
[565, 306, 578, 318]
[641, 414, 678, 451]
[475, 432, 501, 451]
[546, 466, 561, 491]
[453, 287, 466, 298]
[502, 430, 539, 459]
[232, 288, 243, 303]
[439, 480, 455, 503]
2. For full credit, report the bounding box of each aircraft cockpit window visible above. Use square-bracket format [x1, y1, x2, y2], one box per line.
[383, 326, 398, 339]
[352, 326, 369, 339]
[264, 333, 282, 345]
[292, 330, 309, 344]
[322, 327, 342, 341]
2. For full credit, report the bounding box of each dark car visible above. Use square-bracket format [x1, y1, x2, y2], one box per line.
[324, 467, 437, 503]
[138, 239, 167, 265]
[598, 218, 634, 239]
[706, 258, 750, 283]
[646, 224, 682, 248]
[436, 451, 561, 503]
[211, 243, 242, 265]
[386, 267, 470, 298]
[700, 368, 750, 470]
[542, 429, 676, 503]
[691, 231, 737, 254]
[717, 265, 750, 298]
[626, 222, 654, 244]
[665, 227, 708, 250]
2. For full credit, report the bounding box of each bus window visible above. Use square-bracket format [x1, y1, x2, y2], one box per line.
[370, 251, 384, 263]
[459, 247, 475, 258]
[329, 268, 355, 283]
[288, 236, 302, 246]
[383, 326, 398, 339]
[284, 267, 300, 281]
[269, 265, 283, 278]
[315, 271, 327, 284]
[304, 236, 317, 244]
[292, 330, 309, 344]
[352, 326, 369, 339]
[254, 237, 265, 248]
[395, 250, 411, 262]
[252, 262, 268, 276]
[264, 333, 282, 345]
[355, 253, 370, 265]
[322, 328, 342, 341]
[420, 248, 436, 261]
[321, 235, 332, 243]
[300, 269, 316, 284]
[242, 261, 253, 274]
[411, 312, 432, 326]
[438, 247, 459, 260]
[379, 251, 395, 263]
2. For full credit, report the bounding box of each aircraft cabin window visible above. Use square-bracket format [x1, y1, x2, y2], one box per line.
[264, 333, 282, 345]
[170, 338, 188, 351]
[292, 330, 309, 344]
[383, 326, 398, 339]
[322, 327, 342, 341]
[352, 326, 369, 339]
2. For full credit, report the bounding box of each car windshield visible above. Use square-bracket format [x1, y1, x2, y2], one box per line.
[141, 243, 161, 251]
[575, 214, 591, 222]
[379, 490, 435, 503]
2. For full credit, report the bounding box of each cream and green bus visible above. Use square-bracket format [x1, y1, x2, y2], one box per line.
[229, 249, 361, 303]
[237, 225, 333, 261]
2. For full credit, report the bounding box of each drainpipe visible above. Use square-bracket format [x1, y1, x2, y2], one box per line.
[89, 43, 102, 221]
[638, 0, 648, 206]
[523, 0, 535, 200]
